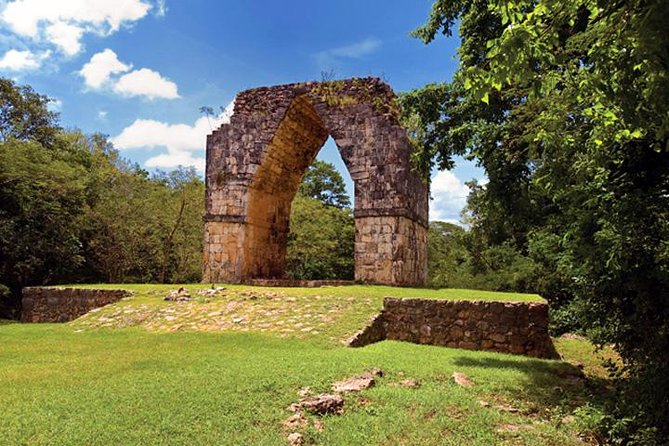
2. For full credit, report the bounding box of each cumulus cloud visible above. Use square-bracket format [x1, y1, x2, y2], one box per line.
[79, 49, 131, 89]
[0, 0, 153, 55]
[0, 48, 48, 71]
[79, 49, 178, 99]
[113, 68, 179, 100]
[429, 170, 471, 224]
[316, 37, 382, 66]
[44, 22, 84, 56]
[111, 100, 235, 171]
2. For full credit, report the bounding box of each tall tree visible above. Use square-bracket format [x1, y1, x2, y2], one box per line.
[0, 139, 87, 316]
[0, 78, 60, 148]
[298, 159, 351, 208]
[287, 160, 354, 279]
[0, 79, 79, 317]
[407, 0, 669, 441]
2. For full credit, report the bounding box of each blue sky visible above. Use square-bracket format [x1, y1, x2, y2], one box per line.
[0, 0, 484, 223]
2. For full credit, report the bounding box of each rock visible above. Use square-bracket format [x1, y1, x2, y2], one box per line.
[297, 386, 311, 397]
[312, 419, 324, 432]
[560, 333, 587, 341]
[196, 287, 226, 297]
[284, 414, 307, 430]
[399, 379, 420, 388]
[452, 371, 474, 387]
[561, 415, 576, 425]
[164, 287, 191, 302]
[287, 432, 303, 446]
[369, 367, 384, 377]
[479, 400, 490, 408]
[297, 394, 344, 415]
[494, 404, 520, 413]
[332, 374, 375, 393]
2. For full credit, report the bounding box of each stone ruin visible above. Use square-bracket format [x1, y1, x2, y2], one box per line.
[203, 78, 428, 286]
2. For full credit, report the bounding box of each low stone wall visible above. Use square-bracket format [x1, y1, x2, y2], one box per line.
[21, 287, 130, 323]
[348, 298, 558, 359]
[243, 279, 354, 287]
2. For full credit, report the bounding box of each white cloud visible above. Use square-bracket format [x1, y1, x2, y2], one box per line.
[429, 170, 471, 224]
[1, 0, 152, 55]
[79, 48, 131, 89]
[145, 151, 205, 171]
[330, 38, 382, 58]
[316, 37, 382, 66]
[0, 0, 169, 59]
[111, 100, 235, 171]
[0, 48, 48, 71]
[156, 0, 167, 16]
[97, 110, 107, 120]
[113, 68, 179, 100]
[45, 22, 84, 56]
[79, 49, 178, 100]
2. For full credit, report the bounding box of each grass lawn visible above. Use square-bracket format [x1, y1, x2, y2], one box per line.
[66, 284, 543, 342]
[1, 284, 610, 445]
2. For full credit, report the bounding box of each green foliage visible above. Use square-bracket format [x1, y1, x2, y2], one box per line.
[412, 0, 669, 441]
[428, 220, 538, 293]
[0, 139, 87, 310]
[0, 79, 206, 316]
[0, 78, 60, 148]
[428, 221, 469, 287]
[287, 159, 354, 280]
[286, 196, 354, 280]
[297, 159, 351, 208]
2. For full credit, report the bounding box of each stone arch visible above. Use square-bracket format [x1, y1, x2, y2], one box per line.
[204, 78, 428, 286]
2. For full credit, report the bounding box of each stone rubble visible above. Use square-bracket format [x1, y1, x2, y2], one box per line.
[164, 287, 191, 302]
[452, 372, 474, 388]
[196, 286, 226, 297]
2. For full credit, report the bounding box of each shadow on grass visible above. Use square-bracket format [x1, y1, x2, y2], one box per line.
[453, 355, 612, 416]
[0, 319, 19, 325]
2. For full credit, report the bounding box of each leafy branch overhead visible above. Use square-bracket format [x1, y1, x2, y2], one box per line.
[409, 0, 668, 442]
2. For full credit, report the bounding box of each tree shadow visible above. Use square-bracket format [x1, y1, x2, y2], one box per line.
[452, 355, 612, 417]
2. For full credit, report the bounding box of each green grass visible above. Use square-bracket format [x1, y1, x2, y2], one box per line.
[1, 284, 608, 445]
[69, 283, 545, 303]
[64, 284, 543, 343]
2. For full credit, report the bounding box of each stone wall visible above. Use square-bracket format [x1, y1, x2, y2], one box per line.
[348, 298, 559, 359]
[204, 78, 429, 286]
[21, 287, 130, 323]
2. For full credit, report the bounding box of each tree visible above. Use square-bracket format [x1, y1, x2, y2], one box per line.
[82, 146, 205, 284]
[409, 0, 669, 441]
[427, 221, 468, 287]
[153, 167, 204, 283]
[0, 79, 79, 317]
[287, 160, 354, 279]
[0, 78, 60, 148]
[297, 160, 351, 208]
[286, 196, 354, 280]
[0, 139, 87, 316]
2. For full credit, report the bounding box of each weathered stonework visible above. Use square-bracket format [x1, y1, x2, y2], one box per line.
[348, 298, 559, 359]
[21, 287, 130, 323]
[204, 78, 429, 286]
